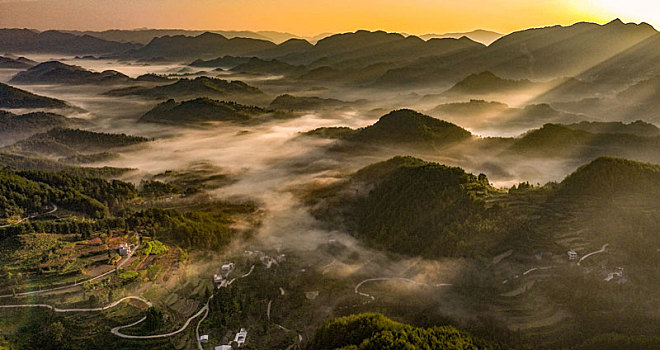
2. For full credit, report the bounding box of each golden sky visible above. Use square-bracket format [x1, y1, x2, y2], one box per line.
[0, 0, 658, 36]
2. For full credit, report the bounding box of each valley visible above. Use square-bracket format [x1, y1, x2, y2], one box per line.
[0, 17, 658, 350]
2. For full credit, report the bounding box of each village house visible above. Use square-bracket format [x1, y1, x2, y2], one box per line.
[118, 243, 132, 256]
[567, 250, 578, 260]
[221, 262, 235, 273]
[200, 335, 208, 343]
[234, 328, 248, 347]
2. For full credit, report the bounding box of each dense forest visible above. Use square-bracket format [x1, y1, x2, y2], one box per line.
[310, 156, 518, 258]
[307, 313, 489, 350]
[126, 207, 248, 249]
[0, 169, 137, 220]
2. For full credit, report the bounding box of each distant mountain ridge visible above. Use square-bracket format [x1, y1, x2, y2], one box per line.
[105, 76, 264, 102]
[0, 29, 139, 54]
[0, 56, 36, 69]
[419, 29, 503, 45]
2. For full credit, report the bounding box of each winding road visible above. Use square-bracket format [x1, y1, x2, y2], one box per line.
[577, 244, 609, 266]
[1, 259, 256, 347]
[0, 296, 151, 313]
[0, 204, 58, 228]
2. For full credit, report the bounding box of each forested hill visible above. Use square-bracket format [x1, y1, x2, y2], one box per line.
[0, 82, 68, 109]
[557, 157, 660, 199]
[9, 61, 132, 85]
[307, 313, 489, 350]
[340, 109, 472, 150]
[0, 111, 71, 147]
[0, 170, 137, 220]
[11, 128, 149, 154]
[139, 98, 269, 124]
[309, 156, 516, 258]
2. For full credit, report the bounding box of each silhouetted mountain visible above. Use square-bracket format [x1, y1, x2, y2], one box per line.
[63, 29, 306, 44]
[420, 29, 504, 45]
[135, 73, 172, 82]
[0, 82, 67, 109]
[250, 38, 314, 59]
[231, 57, 302, 75]
[285, 31, 484, 73]
[0, 56, 36, 69]
[9, 61, 132, 85]
[373, 20, 658, 87]
[188, 56, 251, 68]
[483, 19, 658, 78]
[311, 30, 405, 60]
[428, 99, 509, 117]
[341, 109, 472, 150]
[565, 121, 660, 137]
[138, 98, 269, 124]
[442, 71, 537, 97]
[510, 123, 660, 160]
[428, 100, 585, 134]
[123, 32, 276, 60]
[0, 29, 139, 54]
[105, 76, 264, 102]
[269, 94, 347, 110]
[0, 111, 71, 146]
[578, 32, 660, 84]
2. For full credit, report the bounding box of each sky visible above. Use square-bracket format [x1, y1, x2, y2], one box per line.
[0, 0, 658, 36]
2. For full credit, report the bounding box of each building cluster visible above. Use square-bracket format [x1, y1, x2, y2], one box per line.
[213, 262, 236, 288]
[245, 250, 286, 268]
[202, 328, 248, 349]
[604, 266, 626, 283]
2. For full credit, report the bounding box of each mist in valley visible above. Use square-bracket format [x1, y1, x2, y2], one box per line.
[1, 19, 659, 349]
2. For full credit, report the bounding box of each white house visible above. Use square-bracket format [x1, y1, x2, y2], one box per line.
[215, 346, 232, 350]
[200, 335, 209, 343]
[221, 263, 235, 273]
[567, 250, 578, 260]
[118, 243, 132, 256]
[234, 328, 247, 347]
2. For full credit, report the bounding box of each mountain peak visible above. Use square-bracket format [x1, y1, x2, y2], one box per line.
[606, 18, 625, 26]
